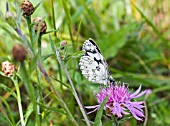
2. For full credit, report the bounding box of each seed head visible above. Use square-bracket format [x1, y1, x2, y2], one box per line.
[21, 0, 34, 16]
[12, 44, 27, 62]
[2, 61, 17, 76]
[33, 17, 47, 35]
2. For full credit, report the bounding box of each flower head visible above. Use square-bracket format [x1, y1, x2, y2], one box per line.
[33, 17, 47, 35]
[21, 0, 34, 17]
[2, 61, 17, 76]
[12, 44, 27, 62]
[86, 82, 146, 121]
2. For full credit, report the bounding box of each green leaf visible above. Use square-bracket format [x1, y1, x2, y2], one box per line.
[49, 34, 56, 53]
[0, 10, 5, 20]
[37, 102, 66, 114]
[34, 2, 42, 12]
[42, 53, 55, 61]
[29, 54, 38, 73]
[24, 102, 34, 125]
[94, 96, 108, 126]
[52, 76, 72, 91]
[70, 51, 84, 59]
[0, 83, 17, 99]
[0, 96, 16, 125]
[45, 29, 59, 35]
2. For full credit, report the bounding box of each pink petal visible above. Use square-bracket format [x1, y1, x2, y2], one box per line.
[85, 105, 100, 114]
[130, 85, 142, 98]
[132, 90, 146, 98]
[85, 105, 99, 109]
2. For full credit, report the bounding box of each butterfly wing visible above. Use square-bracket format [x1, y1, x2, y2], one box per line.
[79, 38, 114, 85]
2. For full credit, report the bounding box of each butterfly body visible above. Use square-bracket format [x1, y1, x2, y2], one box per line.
[79, 38, 114, 85]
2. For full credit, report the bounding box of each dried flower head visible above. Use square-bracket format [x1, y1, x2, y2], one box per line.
[2, 61, 17, 76]
[21, 0, 34, 16]
[12, 44, 27, 62]
[33, 17, 47, 35]
[86, 82, 146, 121]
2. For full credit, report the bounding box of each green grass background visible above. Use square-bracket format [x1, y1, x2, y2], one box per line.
[0, 0, 170, 125]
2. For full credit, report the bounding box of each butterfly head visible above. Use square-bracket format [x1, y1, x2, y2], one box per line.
[108, 76, 115, 85]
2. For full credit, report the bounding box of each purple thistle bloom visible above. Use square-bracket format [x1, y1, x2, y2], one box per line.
[86, 82, 146, 121]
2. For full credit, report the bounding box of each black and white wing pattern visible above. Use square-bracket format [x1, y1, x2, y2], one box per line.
[79, 38, 114, 85]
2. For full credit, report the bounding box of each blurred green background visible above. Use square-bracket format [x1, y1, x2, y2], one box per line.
[0, 0, 170, 126]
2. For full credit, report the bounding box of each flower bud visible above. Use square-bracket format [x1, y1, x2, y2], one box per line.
[21, 0, 34, 16]
[2, 61, 17, 76]
[6, 11, 16, 28]
[60, 40, 67, 47]
[33, 17, 47, 35]
[12, 44, 27, 62]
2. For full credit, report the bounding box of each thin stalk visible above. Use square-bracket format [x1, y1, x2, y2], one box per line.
[112, 115, 119, 126]
[51, 0, 57, 37]
[61, 0, 75, 51]
[38, 36, 41, 56]
[73, 20, 82, 80]
[36, 61, 79, 126]
[143, 100, 148, 126]
[12, 77, 25, 126]
[50, 0, 62, 82]
[25, 16, 34, 45]
[56, 50, 91, 126]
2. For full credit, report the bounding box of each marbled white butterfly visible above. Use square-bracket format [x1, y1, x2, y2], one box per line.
[79, 38, 115, 85]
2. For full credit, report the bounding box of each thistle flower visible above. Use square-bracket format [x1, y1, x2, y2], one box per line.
[2, 61, 17, 76]
[86, 82, 146, 121]
[21, 0, 34, 16]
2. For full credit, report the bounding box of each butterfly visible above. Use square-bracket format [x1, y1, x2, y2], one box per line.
[79, 38, 115, 85]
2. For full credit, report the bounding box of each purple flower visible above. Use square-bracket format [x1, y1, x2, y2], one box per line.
[86, 82, 146, 121]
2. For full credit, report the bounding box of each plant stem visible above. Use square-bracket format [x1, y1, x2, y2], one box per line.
[25, 16, 34, 45]
[38, 36, 41, 56]
[112, 115, 119, 126]
[20, 62, 40, 126]
[50, 0, 63, 83]
[36, 61, 79, 126]
[56, 50, 91, 126]
[12, 77, 25, 126]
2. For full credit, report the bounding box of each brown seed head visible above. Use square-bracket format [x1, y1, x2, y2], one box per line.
[21, 0, 34, 16]
[33, 17, 47, 35]
[2, 61, 17, 76]
[12, 44, 27, 62]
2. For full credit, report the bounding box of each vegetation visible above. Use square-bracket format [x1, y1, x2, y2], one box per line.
[0, 0, 169, 126]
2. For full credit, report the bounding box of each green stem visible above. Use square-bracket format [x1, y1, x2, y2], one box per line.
[56, 50, 91, 126]
[20, 62, 40, 126]
[12, 77, 25, 126]
[61, 0, 75, 51]
[36, 68, 43, 116]
[38, 36, 41, 56]
[51, 0, 63, 83]
[25, 16, 34, 45]
[112, 115, 119, 126]
[51, 0, 57, 38]
[73, 20, 82, 81]
[36, 61, 79, 126]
